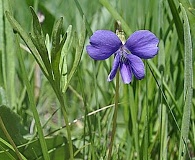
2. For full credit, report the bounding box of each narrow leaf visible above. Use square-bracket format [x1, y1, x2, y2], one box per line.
[51, 17, 64, 56]
[0, 138, 26, 160]
[167, 0, 184, 43]
[63, 17, 86, 92]
[189, 7, 195, 16]
[179, 3, 193, 160]
[5, 11, 49, 77]
[74, 0, 93, 36]
[0, 87, 7, 105]
[61, 25, 72, 93]
[160, 105, 168, 160]
[0, 0, 6, 89]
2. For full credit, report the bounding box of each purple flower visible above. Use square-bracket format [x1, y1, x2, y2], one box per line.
[86, 30, 159, 84]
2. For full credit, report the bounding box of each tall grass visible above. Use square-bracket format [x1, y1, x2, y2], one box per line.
[0, 0, 194, 159]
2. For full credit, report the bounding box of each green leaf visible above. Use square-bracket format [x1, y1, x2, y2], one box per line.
[51, 17, 64, 56]
[0, 87, 7, 105]
[63, 17, 86, 93]
[179, 3, 193, 160]
[128, 86, 140, 160]
[189, 7, 195, 16]
[22, 135, 82, 160]
[74, 0, 93, 36]
[60, 25, 73, 93]
[158, 40, 165, 72]
[0, 105, 27, 146]
[5, 11, 49, 78]
[167, 0, 184, 43]
[29, 7, 52, 77]
[0, 138, 22, 160]
[147, 60, 182, 116]
[0, 0, 3, 50]
[0, 0, 6, 89]
[2, 0, 16, 108]
[160, 105, 168, 160]
[50, 17, 67, 86]
[99, 0, 132, 35]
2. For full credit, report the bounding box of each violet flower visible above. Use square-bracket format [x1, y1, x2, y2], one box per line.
[86, 30, 159, 84]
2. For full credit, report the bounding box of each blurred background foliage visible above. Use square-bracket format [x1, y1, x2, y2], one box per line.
[0, 0, 195, 159]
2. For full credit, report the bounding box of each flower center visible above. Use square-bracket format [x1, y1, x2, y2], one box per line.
[118, 45, 131, 63]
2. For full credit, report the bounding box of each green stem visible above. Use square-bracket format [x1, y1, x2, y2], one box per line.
[0, 116, 23, 160]
[59, 98, 74, 160]
[108, 70, 119, 160]
[50, 83, 74, 160]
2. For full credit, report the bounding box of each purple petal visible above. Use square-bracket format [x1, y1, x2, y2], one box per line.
[126, 54, 145, 79]
[107, 53, 120, 81]
[124, 30, 159, 59]
[86, 30, 122, 60]
[119, 62, 132, 84]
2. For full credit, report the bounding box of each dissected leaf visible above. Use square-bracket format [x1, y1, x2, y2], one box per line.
[50, 17, 67, 86]
[29, 7, 52, 77]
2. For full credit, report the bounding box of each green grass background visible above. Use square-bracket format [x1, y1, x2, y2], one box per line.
[0, 0, 195, 159]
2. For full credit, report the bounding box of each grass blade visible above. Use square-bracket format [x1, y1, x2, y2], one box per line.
[0, 138, 27, 160]
[179, 4, 193, 160]
[99, 0, 132, 35]
[167, 0, 184, 43]
[74, 0, 93, 36]
[0, 0, 6, 91]
[0, 0, 16, 107]
[0, 116, 23, 160]
[15, 34, 50, 160]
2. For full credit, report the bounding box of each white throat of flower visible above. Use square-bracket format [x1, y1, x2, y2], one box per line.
[116, 29, 126, 44]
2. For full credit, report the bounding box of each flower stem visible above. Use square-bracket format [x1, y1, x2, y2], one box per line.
[108, 70, 119, 160]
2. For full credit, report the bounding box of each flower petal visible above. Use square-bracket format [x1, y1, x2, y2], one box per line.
[125, 30, 159, 59]
[86, 30, 122, 60]
[107, 53, 120, 81]
[127, 54, 145, 80]
[119, 62, 132, 84]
